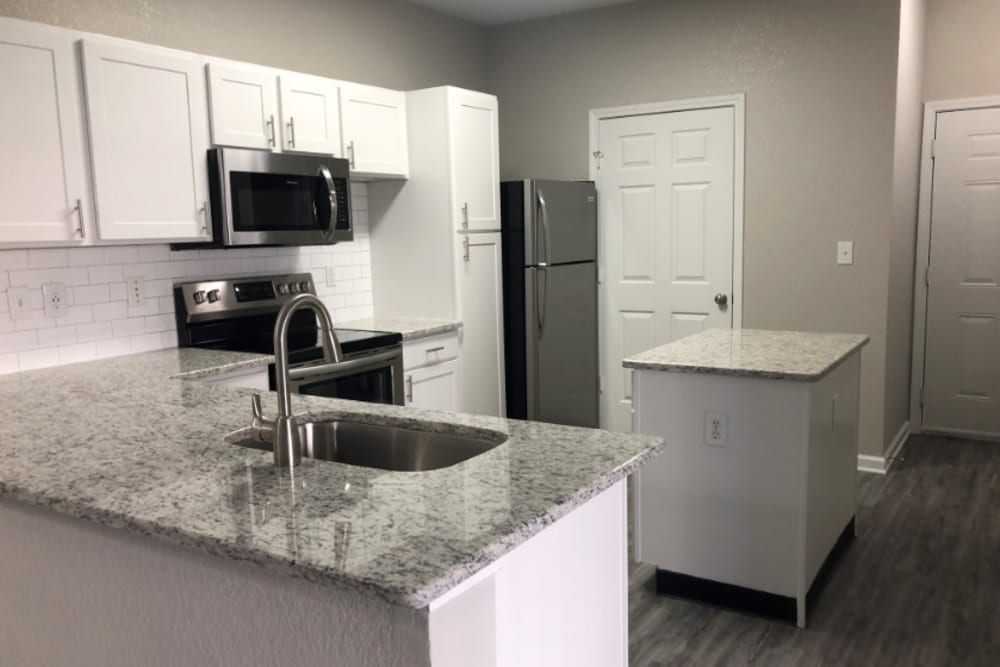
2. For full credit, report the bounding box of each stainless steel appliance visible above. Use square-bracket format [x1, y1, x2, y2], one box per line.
[190, 147, 352, 248]
[174, 273, 402, 405]
[500, 180, 599, 428]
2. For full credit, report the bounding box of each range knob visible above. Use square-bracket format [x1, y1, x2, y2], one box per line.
[192, 290, 207, 304]
[299, 281, 310, 293]
[289, 283, 300, 294]
[276, 283, 289, 295]
[207, 289, 221, 303]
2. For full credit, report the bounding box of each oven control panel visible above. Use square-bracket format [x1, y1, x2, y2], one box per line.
[177, 273, 316, 323]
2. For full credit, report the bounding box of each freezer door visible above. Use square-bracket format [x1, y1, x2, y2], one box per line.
[524, 180, 597, 266]
[524, 262, 599, 428]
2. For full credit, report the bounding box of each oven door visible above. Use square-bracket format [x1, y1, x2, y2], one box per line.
[210, 148, 352, 246]
[283, 347, 404, 406]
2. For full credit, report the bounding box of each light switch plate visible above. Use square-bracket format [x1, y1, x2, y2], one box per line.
[326, 266, 336, 288]
[837, 241, 854, 265]
[42, 283, 67, 318]
[126, 276, 144, 307]
[7, 286, 33, 320]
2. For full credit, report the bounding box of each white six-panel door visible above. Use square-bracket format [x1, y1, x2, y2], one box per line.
[923, 106, 1000, 435]
[598, 106, 736, 432]
[0, 22, 89, 243]
[81, 39, 212, 242]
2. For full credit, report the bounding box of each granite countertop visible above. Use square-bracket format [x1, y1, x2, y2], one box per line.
[622, 329, 869, 381]
[0, 348, 661, 608]
[338, 316, 461, 340]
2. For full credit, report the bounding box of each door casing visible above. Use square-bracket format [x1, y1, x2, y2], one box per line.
[911, 95, 1000, 439]
[588, 94, 746, 429]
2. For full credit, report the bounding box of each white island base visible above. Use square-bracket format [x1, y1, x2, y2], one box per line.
[0, 480, 627, 667]
[629, 331, 865, 628]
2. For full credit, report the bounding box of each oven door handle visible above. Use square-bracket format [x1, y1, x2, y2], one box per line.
[287, 349, 400, 382]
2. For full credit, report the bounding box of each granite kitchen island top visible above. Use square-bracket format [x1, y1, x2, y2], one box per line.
[339, 316, 461, 340]
[623, 329, 869, 381]
[0, 348, 661, 608]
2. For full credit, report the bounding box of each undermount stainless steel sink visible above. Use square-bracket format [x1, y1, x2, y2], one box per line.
[231, 420, 504, 472]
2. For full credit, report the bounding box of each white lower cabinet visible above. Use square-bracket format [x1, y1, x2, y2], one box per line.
[81, 39, 212, 242]
[405, 359, 458, 412]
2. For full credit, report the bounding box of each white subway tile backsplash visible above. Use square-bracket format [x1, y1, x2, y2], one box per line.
[0, 183, 373, 375]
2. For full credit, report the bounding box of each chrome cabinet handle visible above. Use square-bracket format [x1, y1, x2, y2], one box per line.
[462, 236, 470, 262]
[200, 201, 209, 235]
[266, 114, 276, 147]
[72, 198, 85, 238]
[461, 202, 469, 229]
[405, 375, 413, 403]
[347, 140, 356, 168]
[425, 346, 445, 354]
[287, 117, 296, 148]
[715, 293, 729, 307]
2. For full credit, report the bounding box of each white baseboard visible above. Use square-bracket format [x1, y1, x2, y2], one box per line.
[857, 421, 910, 475]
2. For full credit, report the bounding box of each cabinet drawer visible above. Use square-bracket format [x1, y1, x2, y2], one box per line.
[403, 331, 459, 370]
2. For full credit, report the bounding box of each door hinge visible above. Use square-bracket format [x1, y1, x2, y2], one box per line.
[925, 265, 930, 288]
[593, 150, 604, 170]
[598, 374, 605, 395]
[930, 139, 937, 159]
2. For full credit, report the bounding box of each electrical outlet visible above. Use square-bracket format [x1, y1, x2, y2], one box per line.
[7, 286, 33, 320]
[837, 241, 854, 265]
[326, 265, 336, 289]
[704, 411, 728, 447]
[126, 276, 144, 307]
[42, 283, 67, 318]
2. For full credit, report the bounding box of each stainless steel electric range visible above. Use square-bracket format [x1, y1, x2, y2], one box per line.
[174, 273, 404, 405]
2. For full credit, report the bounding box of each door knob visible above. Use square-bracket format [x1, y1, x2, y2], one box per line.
[714, 293, 729, 307]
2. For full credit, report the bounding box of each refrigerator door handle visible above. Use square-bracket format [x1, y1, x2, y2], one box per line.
[536, 188, 552, 267]
[537, 264, 548, 337]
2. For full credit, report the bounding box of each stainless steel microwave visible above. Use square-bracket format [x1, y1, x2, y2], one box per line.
[204, 147, 352, 247]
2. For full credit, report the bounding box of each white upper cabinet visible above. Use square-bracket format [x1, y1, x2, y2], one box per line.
[278, 72, 342, 156]
[0, 21, 89, 244]
[449, 89, 499, 232]
[340, 82, 409, 179]
[206, 63, 279, 150]
[81, 39, 211, 241]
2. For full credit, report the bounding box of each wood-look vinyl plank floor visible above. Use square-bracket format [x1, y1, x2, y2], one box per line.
[628, 434, 1000, 666]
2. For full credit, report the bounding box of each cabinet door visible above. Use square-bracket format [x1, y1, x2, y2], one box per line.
[456, 231, 505, 417]
[81, 40, 211, 241]
[406, 360, 458, 412]
[278, 73, 341, 156]
[449, 90, 499, 232]
[340, 82, 408, 178]
[0, 22, 88, 243]
[206, 63, 279, 150]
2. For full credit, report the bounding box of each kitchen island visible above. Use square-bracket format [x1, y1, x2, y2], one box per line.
[0, 348, 662, 667]
[624, 329, 867, 628]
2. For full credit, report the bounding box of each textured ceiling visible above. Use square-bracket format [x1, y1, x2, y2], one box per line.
[407, 0, 642, 26]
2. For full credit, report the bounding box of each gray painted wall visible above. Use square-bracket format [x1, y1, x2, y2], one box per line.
[0, 0, 488, 91]
[487, 0, 901, 456]
[924, 0, 1000, 101]
[885, 0, 926, 450]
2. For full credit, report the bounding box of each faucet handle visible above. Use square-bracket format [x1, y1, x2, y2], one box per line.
[250, 394, 274, 443]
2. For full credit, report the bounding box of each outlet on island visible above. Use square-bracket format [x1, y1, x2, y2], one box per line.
[704, 411, 728, 447]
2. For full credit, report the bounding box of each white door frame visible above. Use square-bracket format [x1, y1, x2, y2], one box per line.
[910, 95, 1000, 436]
[588, 95, 746, 426]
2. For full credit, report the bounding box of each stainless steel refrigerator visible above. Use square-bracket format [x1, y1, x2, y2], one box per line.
[501, 180, 598, 428]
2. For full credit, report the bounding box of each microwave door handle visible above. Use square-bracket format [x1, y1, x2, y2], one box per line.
[317, 164, 338, 243]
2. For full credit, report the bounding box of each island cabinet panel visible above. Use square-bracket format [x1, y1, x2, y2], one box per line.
[81, 39, 212, 242]
[0, 21, 90, 243]
[428, 480, 628, 667]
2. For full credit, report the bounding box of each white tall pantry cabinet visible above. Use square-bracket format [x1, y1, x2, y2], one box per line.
[369, 87, 506, 418]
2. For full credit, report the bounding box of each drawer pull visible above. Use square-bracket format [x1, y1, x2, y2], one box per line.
[425, 346, 445, 354]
